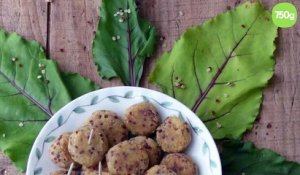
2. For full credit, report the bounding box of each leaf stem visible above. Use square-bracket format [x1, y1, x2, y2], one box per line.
[192, 40, 202, 95]
[0, 70, 53, 118]
[127, 2, 135, 86]
[191, 16, 258, 112]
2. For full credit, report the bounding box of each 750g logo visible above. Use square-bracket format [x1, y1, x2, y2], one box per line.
[272, 2, 298, 28]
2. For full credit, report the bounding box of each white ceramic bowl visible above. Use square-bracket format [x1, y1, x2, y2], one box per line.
[27, 87, 222, 175]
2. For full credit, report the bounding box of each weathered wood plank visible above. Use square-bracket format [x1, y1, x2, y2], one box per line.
[0, 0, 47, 45]
[0, 0, 48, 174]
[49, 0, 122, 87]
[0, 0, 300, 174]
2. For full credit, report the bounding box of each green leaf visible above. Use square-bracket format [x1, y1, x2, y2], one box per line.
[60, 72, 99, 99]
[92, 0, 156, 86]
[221, 140, 300, 175]
[149, 0, 277, 139]
[0, 29, 99, 171]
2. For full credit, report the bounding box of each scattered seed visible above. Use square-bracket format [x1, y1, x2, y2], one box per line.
[119, 12, 124, 16]
[11, 57, 17, 62]
[114, 13, 118, 17]
[39, 63, 46, 69]
[223, 93, 229, 98]
[174, 81, 181, 87]
[2, 133, 5, 138]
[112, 36, 117, 41]
[41, 69, 46, 74]
[19, 122, 24, 127]
[116, 35, 121, 40]
[216, 122, 222, 128]
[37, 75, 42, 79]
[127, 9, 131, 14]
[162, 43, 167, 48]
[179, 11, 184, 16]
[226, 82, 235, 87]
[180, 84, 186, 89]
[119, 18, 124, 23]
[206, 67, 212, 72]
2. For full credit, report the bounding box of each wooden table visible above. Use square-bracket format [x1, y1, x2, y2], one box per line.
[0, 0, 299, 174]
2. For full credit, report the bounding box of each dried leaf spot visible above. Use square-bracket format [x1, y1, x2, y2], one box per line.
[241, 24, 246, 28]
[211, 111, 216, 116]
[264, 17, 270, 21]
[266, 123, 272, 129]
[215, 99, 221, 103]
[226, 82, 235, 87]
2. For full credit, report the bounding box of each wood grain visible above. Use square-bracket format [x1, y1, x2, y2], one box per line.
[0, 0, 299, 174]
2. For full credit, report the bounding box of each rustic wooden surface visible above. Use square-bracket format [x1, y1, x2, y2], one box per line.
[0, 0, 299, 174]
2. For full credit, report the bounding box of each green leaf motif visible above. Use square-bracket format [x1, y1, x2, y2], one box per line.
[0, 29, 99, 171]
[210, 160, 217, 168]
[150, 0, 277, 139]
[44, 136, 56, 143]
[34, 167, 42, 175]
[178, 112, 185, 122]
[142, 95, 150, 102]
[124, 91, 133, 98]
[160, 102, 172, 108]
[35, 148, 41, 160]
[192, 127, 203, 135]
[57, 115, 64, 127]
[92, 0, 156, 86]
[202, 142, 209, 155]
[90, 96, 99, 105]
[108, 96, 120, 103]
[73, 107, 86, 114]
[221, 140, 300, 175]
